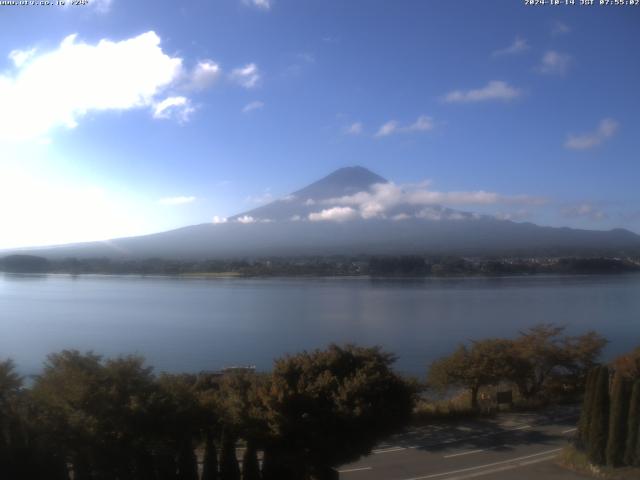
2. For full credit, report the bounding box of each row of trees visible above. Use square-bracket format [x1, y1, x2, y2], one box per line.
[577, 347, 640, 467]
[427, 324, 608, 408]
[3, 254, 639, 277]
[0, 345, 416, 480]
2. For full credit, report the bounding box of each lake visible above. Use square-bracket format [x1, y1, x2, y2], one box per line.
[1, 273, 639, 378]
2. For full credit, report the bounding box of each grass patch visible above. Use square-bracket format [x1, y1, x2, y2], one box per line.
[411, 391, 495, 424]
[558, 445, 640, 480]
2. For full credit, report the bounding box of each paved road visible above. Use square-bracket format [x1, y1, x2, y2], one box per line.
[338, 405, 591, 480]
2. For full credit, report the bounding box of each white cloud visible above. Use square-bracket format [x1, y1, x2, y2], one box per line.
[376, 120, 399, 137]
[375, 115, 434, 137]
[537, 51, 571, 75]
[564, 118, 618, 150]
[91, 0, 113, 13]
[212, 216, 228, 224]
[407, 115, 434, 132]
[492, 37, 528, 57]
[344, 122, 363, 135]
[9, 48, 36, 67]
[495, 210, 532, 221]
[443, 81, 522, 103]
[561, 203, 607, 221]
[242, 100, 264, 113]
[230, 63, 261, 89]
[189, 60, 221, 91]
[321, 182, 545, 221]
[237, 215, 257, 224]
[0, 31, 186, 142]
[308, 207, 358, 222]
[152, 96, 195, 123]
[243, 0, 271, 9]
[551, 21, 571, 36]
[158, 196, 196, 206]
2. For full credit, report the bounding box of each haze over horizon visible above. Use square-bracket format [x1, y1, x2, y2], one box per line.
[1, 1, 639, 249]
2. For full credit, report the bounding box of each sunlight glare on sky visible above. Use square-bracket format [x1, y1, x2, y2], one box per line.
[0, 0, 638, 248]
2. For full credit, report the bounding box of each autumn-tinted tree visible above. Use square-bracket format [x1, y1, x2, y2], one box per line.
[606, 373, 630, 466]
[260, 344, 416, 478]
[510, 324, 568, 399]
[510, 325, 606, 399]
[562, 331, 608, 390]
[588, 366, 610, 465]
[613, 347, 640, 381]
[428, 339, 519, 409]
[624, 380, 640, 466]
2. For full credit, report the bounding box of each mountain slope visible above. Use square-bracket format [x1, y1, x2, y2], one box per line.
[5, 166, 640, 259]
[229, 166, 388, 222]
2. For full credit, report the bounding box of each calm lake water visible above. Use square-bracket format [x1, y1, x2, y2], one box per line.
[1, 273, 639, 377]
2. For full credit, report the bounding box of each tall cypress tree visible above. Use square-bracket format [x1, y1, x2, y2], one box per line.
[176, 442, 198, 480]
[624, 380, 640, 466]
[219, 436, 240, 480]
[261, 449, 293, 480]
[588, 366, 610, 465]
[241, 442, 261, 480]
[578, 367, 598, 448]
[606, 373, 630, 466]
[201, 434, 219, 480]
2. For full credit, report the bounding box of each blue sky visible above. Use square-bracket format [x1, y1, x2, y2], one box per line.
[0, 0, 638, 248]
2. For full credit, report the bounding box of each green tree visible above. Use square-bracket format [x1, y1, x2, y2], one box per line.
[177, 441, 199, 480]
[0, 359, 25, 479]
[606, 373, 630, 466]
[588, 366, 610, 465]
[30, 351, 105, 478]
[577, 367, 598, 448]
[242, 442, 261, 480]
[624, 380, 640, 466]
[201, 433, 219, 480]
[31, 351, 162, 479]
[219, 435, 241, 480]
[215, 370, 267, 480]
[260, 344, 416, 478]
[156, 374, 208, 480]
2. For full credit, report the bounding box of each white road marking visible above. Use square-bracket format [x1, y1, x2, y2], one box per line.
[562, 427, 577, 434]
[443, 449, 486, 459]
[374, 423, 534, 454]
[337, 466, 372, 473]
[436, 424, 531, 446]
[442, 454, 559, 480]
[401, 448, 563, 480]
[372, 446, 406, 454]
